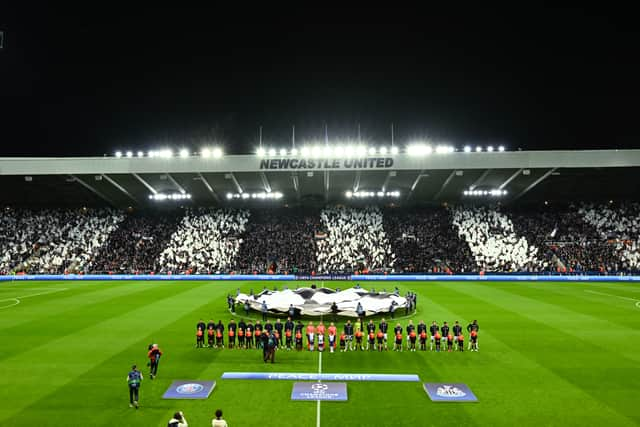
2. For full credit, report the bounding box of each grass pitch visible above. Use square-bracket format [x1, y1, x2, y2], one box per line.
[0, 279, 639, 426]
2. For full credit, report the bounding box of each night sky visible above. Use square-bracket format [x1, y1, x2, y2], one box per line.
[1, 6, 638, 156]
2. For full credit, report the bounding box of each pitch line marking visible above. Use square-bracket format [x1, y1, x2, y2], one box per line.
[0, 288, 69, 310]
[584, 289, 640, 309]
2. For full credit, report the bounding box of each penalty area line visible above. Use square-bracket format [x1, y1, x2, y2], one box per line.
[584, 289, 640, 309]
[0, 288, 69, 310]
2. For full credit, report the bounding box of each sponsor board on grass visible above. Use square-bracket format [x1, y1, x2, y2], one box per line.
[291, 382, 348, 401]
[423, 383, 478, 402]
[162, 380, 216, 399]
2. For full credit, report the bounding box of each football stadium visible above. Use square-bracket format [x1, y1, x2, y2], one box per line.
[2, 7, 640, 427]
[1, 147, 640, 427]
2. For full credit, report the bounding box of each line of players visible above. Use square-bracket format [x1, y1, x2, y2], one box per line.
[196, 317, 479, 352]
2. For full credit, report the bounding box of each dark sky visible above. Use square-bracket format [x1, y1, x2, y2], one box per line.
[1, 6, 638, 156]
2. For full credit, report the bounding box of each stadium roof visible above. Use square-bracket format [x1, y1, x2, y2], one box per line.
[1, 149, 639, 208]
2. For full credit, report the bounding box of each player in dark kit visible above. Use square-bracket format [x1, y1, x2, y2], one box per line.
[255, 320, 263, 348]
[406, 320, 415, 351]
[147, 344, 162, 379]
[126, 365, 143, 408]
[207, 319, 216, 348]
[467, 320, 480, 350]
[419, 330, 427, 351]
[354, 329, 364, 351]
[394, 330, 403, 352]
[379, 318, 389, 350]
[366, 320, 376, 335]
[245, 321, 254, 349]
[429, 321, 439, 351]
[215, 321, 224, 348]
[452, 321, 462, 348]
[196, 328, 205, 348]
[367, 331, 375, 351]
[441, 322, 450, 350]
[196, 319, 206, 348]
[470, 330, 479, 351]
[274, 319, 284, 348]
[409, 330, 417, 351]
[207, 326, 215, 348]
[344, 320, 354, 351]
[238, 319, 247, 349]
[295, 330, 303, 351]
[228, 319, 237, 349]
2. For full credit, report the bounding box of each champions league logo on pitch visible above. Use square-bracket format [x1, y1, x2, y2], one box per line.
[436, 385, 466, 398]
[176, 383, 205, 395]
[311, 383, 329, 392]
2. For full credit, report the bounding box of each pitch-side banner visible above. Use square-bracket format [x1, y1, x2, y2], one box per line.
[259, 157, 393, 170]
[162, 380, 216, 399]
[423, 383, 478, 402]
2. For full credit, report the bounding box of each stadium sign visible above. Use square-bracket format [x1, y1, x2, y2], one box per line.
[259, 157, 394, 170]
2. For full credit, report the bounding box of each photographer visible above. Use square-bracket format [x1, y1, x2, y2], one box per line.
[168, 411, 188, 427]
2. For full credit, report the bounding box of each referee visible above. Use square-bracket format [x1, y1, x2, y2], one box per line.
[126, 365, 143, 409]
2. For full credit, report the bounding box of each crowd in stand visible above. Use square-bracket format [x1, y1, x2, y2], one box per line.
[158, 209, 249, 274]
[509, 205, 619, 273]
[2, 204, 640, 275]
[579, 203, 640, 270]
[234, 209, 320, 274]
[90, 212, 182, 273]
[384, 208, 475, 273]
[0, 208, 123, 274]
[452, 207, 544, 272]
[316, 206, 395, 273]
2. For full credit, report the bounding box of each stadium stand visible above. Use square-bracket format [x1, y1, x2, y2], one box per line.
[2, 204, 640, 275]
[90, 211, 182, 274]
[452, 206, 544, 272]
[383, 207, 475, 273]
[158, 208, 249, 274]
[579, 203, 640, 270]
[234, 209, 320, 274]
[316, 206, 395, 273]
[0, 208, 123, 274]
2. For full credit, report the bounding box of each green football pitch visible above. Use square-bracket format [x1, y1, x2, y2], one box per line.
[1, 280, 639, 427]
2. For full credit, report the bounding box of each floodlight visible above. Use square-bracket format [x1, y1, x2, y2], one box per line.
[242, 193, 250, 199]
[390, 146, 399, 155]
[115, 151, 122, 158]
[126, 151, 133, 158]
[312, 146, 322, 157]
[323, 146, 332, 157]
[487, 146, 494, 152]
[498, 145, 505, 152]
[162, 149, 173, 158]
[291, 148, 299, 156]
[368, 147, 377, 155]
[256, 147, 266, 157]
[475, 146, 482, 152]
[268, 148, 276, 157]
[464, 146, 471, 153]
[148, 151, 156, 158]
[279, 148, 287, 156]
[301, 147, 310, 156]
[137, 151, 144, 157]
[226, 193, 233, 199]
[334, 146, 344, 157]
[356, 145, 367, 156]
[346, 191, 353, 198]
[179, 149, 189, 158]
[274, 192, 283, 199]
[212, 147, 223, 158]
[201, 148, 211, 158]
[379, 146, 388, 155]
